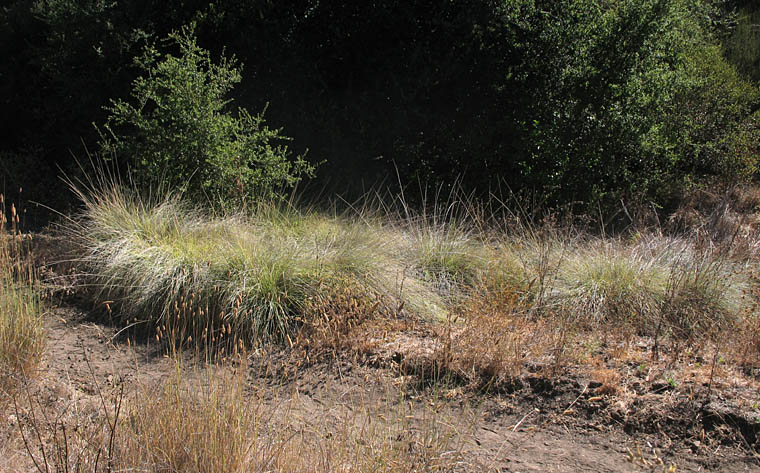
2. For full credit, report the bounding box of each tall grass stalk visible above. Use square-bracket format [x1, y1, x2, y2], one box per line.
[0, 194, 45, 396]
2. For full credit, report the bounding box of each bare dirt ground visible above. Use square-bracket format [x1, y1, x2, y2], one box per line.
[5, 304, 755, 472]
[5, 234, 760, 472]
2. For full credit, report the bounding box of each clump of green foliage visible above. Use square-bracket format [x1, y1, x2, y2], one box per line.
[487, 0, 760, 207]
[98, 26, 314, 206]
[553, 236, 745, 339]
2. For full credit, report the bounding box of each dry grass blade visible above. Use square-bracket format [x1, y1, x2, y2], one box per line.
[0, 193, 45, 399]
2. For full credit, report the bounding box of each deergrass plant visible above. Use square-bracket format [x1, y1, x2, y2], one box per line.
[68, 182, 449, 345]
[444, 228, 753, 379]
[555, 239, 669, 333]
[399, 213, 488, 291]
[501, 232, 748, 341]
[67, 177, 755, 362]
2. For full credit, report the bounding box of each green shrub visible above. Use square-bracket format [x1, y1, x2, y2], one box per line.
[643, 43, 760, 184]
[98, 26, 314, 206]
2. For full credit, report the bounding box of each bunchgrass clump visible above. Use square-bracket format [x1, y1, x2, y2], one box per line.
[657, 243, 745, 341]
[488, 231, 749, 342]
[555, 238, 669, 333]
[67, 181, 448, 346]
[66, 174, 754, 364]
[400, 214, 488, 291]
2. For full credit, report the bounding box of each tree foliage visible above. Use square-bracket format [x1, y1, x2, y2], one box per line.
[1, 0, 758, 214]
[410, 0, 760, 205]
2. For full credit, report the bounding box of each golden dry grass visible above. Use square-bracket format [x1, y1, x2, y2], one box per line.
[0, 195, 45, 399]
[15, 362, 470, 473]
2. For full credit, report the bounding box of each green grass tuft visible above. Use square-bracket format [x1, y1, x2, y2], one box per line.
[68, 183, 450, 344]
[66, 178, 753, 352]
